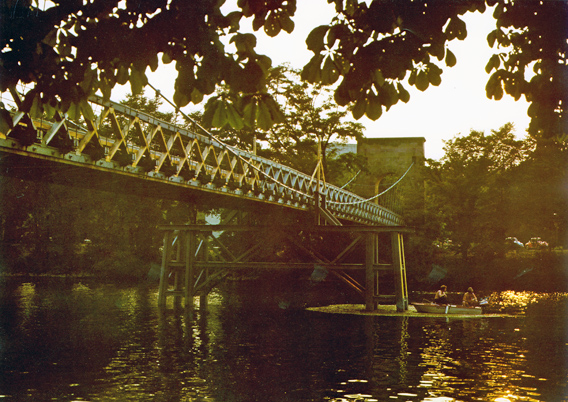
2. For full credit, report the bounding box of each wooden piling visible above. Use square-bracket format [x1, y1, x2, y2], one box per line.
[157, 224, 413, 312]
[158, 231, 171, 307]
[185, 231, 195, 309]
[391, 232, 409, 311]
[365, 233, 375, 311]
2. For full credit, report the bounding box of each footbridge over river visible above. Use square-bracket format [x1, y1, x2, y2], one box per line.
[0, 88, 414, 311]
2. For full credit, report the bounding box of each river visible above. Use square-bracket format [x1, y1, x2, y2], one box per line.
[0, 276, 566, 401]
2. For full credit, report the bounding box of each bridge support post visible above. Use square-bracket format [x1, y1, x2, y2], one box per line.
[158, 231, 172, 307]
[391, 232, 409, 311]
[184, 231, 196, 309]
[365, 233, 376, 311]
[200, 294, 208, 310]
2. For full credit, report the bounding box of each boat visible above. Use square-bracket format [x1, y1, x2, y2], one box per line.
[412, 303, 483, 315]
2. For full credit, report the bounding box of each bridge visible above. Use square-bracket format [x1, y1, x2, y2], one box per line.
[0, 87, 412, 312]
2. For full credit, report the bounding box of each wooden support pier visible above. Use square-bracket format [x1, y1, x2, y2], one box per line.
[157, 224, 412, 312]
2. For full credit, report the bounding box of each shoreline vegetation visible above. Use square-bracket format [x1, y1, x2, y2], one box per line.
[423, 249, 568, 293]
[2, 249, 566, 294]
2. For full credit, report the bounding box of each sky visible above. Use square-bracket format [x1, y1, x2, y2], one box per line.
[114, 1, 531, 161]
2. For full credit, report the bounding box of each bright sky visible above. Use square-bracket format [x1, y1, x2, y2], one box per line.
[115, 2, 531, 161]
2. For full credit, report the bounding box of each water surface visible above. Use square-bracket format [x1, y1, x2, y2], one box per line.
[0, 277, 566, 401]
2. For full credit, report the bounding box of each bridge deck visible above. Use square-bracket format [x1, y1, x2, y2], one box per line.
[0, 91, 404, 226]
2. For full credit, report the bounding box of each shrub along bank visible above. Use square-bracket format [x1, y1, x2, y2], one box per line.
[414, 250, 568, 293]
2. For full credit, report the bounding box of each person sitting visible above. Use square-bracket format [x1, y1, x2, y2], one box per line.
[434, 285, 448, 304]
[462, 287, 478, 307]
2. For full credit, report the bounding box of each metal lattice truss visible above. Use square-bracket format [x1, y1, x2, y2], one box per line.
[0, 90, 403, 226]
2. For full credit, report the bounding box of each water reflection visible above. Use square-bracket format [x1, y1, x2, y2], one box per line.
[0, 279, 566, 401]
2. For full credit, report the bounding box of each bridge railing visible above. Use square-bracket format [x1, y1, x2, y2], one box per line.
[0, 90, 404, 226]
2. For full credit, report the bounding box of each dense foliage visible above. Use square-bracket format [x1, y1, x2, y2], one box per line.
[418, 124, 567, 290]
[1, 0, 566, 142]
[0, 175, 196, 278]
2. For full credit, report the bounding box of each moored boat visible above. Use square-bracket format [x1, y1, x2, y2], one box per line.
[412, 302, 483, 315]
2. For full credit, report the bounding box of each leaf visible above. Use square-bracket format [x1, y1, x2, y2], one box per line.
[231, 33, 257, 55]
[263, 95, 285, 124]
[485, 73, 503, 100]
[238, 60, 264, 92]
[225, 103, 244, 130]
[279, 13, 294, 34]
[493, 2, 504, 19]
[242, 98, 258, 128]
[445, 16, 467, 41]
[80, 68, 96, 94]
[225, 11, 242, 32]
[173, 90, 190, 108]
[527, 102, 538, 118]
[256, 99, 272, 130]
[42, 29, 57, 47]
[56, 32, 72, 58]
[345, 0, 357, 16]
[445, 49, 457, 67]
[149, 54, 159, 72]
[67, 102, 81, 121]
[129, 68, 148, 95]
[285, 1, 296, 14]
[487, 30, 497, 47]
[190, 88, 203, 104]
[485, 75, 497, 98]
[43, 101, 56, 120]
[256, 55, 272, 72]
[428, 67, 442, 86]
[408, 70, 417, 86]
[456, 18, 467, 40]
[352, 98, 367, 120]
[365, 95, 382, 120]
[321, 56, 339, 85]
[100, 78, 112, 102]
[415, 70, 429, 91]
[30, 95, 42, 119]
[301, 54, 323, 83]
[80, 98, 96, 121]
[252, 14, 265, 31]
[117, 65, 129, 85]
[429, 41, 445, 61]
[264, 11, 281, 37]
[493, 81, 503, 100]
[0, 108, 14, 134]
[397, 83, 410, 103]
[212, 101, 228, 128]
[387, 83, 399, 106]
[372, 69, 384, 87]
[306, 25, 329, 53]
[201, 98, 218, 128]
[327, 24, 339, 48]
[333, 53, 350, 74]
[485, 54, 500, 74]
[162, 51, 172, 64]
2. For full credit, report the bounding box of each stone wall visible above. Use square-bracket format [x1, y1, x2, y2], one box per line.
[355, 137, 426, 220]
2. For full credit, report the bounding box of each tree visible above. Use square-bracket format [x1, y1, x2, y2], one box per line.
[1, 1, 565, 143]
[201, 66, 365, 180]
[426, 123, 531, 258]
[507, 138, 568, 248]
[261, 66, 365, 178]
